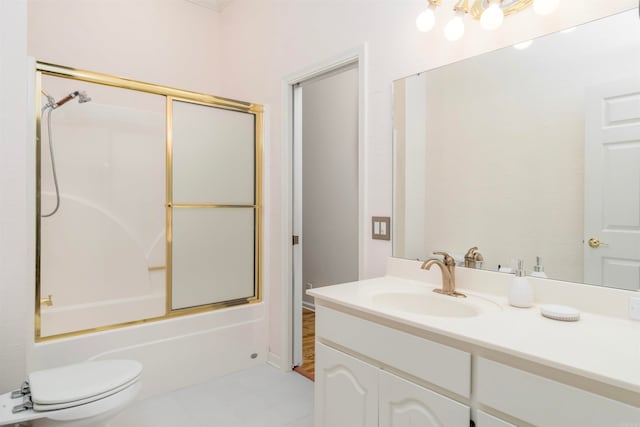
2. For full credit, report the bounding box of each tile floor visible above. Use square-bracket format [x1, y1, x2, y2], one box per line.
[111, 364, 314, 427]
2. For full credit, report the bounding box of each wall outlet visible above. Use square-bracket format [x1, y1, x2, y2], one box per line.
[630, 297, 640, 321]
[305, 282, 313, 290]
[372, 216, 391, 240]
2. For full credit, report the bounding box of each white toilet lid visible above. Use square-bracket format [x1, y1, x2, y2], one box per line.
[29, 360, 143, 408]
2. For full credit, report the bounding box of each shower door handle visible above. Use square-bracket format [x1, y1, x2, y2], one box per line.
[40, 294, 53, 307]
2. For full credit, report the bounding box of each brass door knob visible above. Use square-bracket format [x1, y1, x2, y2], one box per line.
[588, 238, 608, 248]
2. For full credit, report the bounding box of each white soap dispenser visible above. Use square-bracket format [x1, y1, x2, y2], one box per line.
[508, 259, 534, 308]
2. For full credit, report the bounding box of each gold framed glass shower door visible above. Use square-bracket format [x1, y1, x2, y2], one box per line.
[35, 62, 263, 341]
[168, 98, 260, 311]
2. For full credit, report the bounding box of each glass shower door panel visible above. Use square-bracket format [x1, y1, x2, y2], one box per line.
[39, 76, 166, 337]
[172, 100, 255, 205]
[171, 208, 255, 310]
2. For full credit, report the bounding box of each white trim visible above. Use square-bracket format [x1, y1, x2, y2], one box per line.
[292, 85, 303, 367]
[26, 57, 37, 371]
[280, 44, 368, 371]
[267, 351, 282, 370]
[302, 300, 316, 312]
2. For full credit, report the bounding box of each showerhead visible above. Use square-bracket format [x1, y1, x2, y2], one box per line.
[77, 91, 91, 103]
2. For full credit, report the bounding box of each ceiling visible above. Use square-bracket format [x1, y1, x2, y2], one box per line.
[185, 0, 234, 12]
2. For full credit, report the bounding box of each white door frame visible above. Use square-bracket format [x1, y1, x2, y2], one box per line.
[280, 45, 368, 370]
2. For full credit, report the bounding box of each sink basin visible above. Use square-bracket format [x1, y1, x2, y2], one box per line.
[370, 290, 500, 318]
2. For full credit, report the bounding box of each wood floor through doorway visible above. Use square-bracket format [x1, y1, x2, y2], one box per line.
[293, 308, 315, 381]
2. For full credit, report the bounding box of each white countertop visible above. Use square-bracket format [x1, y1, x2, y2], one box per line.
[308, 276, 640, 395]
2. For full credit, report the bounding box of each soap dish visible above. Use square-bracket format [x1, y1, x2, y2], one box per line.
[540, 304, 580, 322]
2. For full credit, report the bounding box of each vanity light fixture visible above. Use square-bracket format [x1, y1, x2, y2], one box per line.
[480, 0, 505, 30]
[513, 39, 533, 49]
[532, 0, 559, 15]
[416, 0, 560, 40]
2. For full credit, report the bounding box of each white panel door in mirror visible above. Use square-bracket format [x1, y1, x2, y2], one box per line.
[172, 100, 255, 204]
[585, 77, 640, 291]
[172, 207, 255, 309]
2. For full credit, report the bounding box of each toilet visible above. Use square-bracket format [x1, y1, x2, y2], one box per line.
[0, 360, 142, 427]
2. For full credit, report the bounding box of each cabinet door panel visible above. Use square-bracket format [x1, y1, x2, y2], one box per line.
[315, 342, 378, 427]
[379, 370, 469, 427]
[475, 411, 516, 427]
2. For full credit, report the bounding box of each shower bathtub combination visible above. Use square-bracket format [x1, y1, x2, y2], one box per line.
[31, 63, 267, 398]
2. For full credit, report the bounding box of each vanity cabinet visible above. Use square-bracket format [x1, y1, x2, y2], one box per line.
[315, 306, 471, 427]
[316, 342, 469, 427]
[314, 304, 640, 427]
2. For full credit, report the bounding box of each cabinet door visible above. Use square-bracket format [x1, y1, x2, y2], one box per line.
[379, 370, 469, 427]
[475, 410, 516, 427]
[315, 342, 378, 427]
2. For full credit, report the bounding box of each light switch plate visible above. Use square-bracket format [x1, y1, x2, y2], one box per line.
[630, 297, 640, 320]
[372, 216, 390, 240]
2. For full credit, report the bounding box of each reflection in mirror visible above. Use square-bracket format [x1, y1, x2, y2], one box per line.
[393, 8, 640, 291]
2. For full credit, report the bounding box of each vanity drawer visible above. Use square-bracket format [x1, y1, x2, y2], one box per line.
[316, 305, 470, 398]
[476, 357, 640, 427]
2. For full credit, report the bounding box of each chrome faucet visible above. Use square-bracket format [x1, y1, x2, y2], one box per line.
[421, 251, 466, 298]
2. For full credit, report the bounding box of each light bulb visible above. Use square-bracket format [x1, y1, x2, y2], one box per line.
[533, 0, 559, 16]
[480, 2, 504, 31]
[444, 15, 465, 41]
[416, 8, 435, 32]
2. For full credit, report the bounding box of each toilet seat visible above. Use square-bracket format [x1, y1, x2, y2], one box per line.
[32, 375, 141, 411]
[29, 360, 143, 411]
[0, 359, 142, 427]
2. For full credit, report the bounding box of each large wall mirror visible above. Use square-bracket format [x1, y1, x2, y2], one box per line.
[393, 8, 640, 291]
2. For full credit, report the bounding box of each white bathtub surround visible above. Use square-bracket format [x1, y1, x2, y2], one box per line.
[309, 257, 640, 399]
[111, 364, 313, 427]
[30, 303, 267, 400]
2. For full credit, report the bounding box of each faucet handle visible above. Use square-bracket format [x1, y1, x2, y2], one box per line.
[464, 246, 478, 259]
[433, 251, 455, 266]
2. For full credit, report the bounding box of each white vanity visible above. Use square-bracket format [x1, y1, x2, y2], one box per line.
[308, 258, 640, 427]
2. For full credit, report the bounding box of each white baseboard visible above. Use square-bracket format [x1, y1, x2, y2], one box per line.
[267, 351, 283, 370]
[302, 300, 315, 311]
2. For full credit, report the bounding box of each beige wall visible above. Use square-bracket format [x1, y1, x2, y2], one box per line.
[28, 0, 222, 94]
[0, 0, 29, 391]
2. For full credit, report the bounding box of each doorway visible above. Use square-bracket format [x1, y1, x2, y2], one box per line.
[584, 77, 640, 290]
[291, 62, 360, 378]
